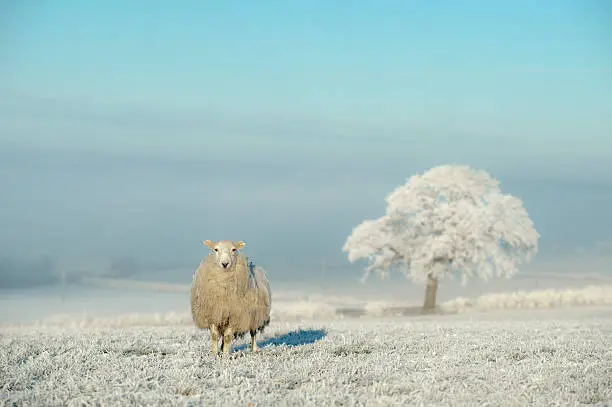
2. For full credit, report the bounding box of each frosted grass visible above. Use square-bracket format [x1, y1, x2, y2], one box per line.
[1, 307, 611, 406]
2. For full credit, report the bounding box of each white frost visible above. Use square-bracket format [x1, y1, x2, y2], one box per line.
[344, 165, 540, 286]
[1, 307, 611, 406]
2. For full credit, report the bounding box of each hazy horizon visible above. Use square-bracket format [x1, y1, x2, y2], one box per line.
[1, 139, 611, 290]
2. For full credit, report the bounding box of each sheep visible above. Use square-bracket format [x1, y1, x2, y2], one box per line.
[190, 239, 271, 355]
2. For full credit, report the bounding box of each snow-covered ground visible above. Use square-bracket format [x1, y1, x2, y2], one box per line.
[2, 306, 611, 406]
[2, 277, 612, 405]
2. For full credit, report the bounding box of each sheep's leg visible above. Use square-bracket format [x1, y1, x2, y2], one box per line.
[210, 324, 220, 355]
[222, 327, 233, 354]
[250, 330, 259, 352]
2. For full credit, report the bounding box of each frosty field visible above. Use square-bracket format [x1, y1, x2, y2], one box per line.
[2, 306, 611, 406]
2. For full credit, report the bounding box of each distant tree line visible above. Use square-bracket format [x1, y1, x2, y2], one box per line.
[0, 254, 197, 289]
[0, 255, 59, 289]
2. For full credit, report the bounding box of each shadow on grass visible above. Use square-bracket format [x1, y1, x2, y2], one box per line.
[233, 328, 327, 353]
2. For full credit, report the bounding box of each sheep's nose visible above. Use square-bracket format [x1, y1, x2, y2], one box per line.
[221, 262, 229, 268]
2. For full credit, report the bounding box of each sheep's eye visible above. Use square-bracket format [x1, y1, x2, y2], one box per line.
[214, 248, 218, 252]
[231, 248, 236, 252]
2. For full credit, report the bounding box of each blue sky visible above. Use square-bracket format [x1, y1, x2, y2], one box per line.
[1, 1, 611, 285]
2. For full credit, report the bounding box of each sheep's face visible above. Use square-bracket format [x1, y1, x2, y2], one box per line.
[203, 239, 245, 270]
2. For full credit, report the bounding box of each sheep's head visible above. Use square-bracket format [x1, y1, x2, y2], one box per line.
[203, 239, 245, 270]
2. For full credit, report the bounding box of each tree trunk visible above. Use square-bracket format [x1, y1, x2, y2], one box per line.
[422, 274, 438, 313]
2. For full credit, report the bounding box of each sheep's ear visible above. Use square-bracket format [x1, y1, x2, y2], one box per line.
[203, 240, 215, 250]
[235, 241, 245, 250]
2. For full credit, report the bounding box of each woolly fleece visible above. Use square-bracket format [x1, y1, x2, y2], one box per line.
[190, 253, 270, 340]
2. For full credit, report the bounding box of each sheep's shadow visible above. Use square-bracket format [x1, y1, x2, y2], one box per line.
[232, 328, 327, 353]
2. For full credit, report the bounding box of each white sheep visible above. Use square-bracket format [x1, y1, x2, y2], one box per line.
[190, 239, 271, 355]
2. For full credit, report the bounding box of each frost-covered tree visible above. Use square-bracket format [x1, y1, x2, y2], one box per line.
[343, 165, 540, 312]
